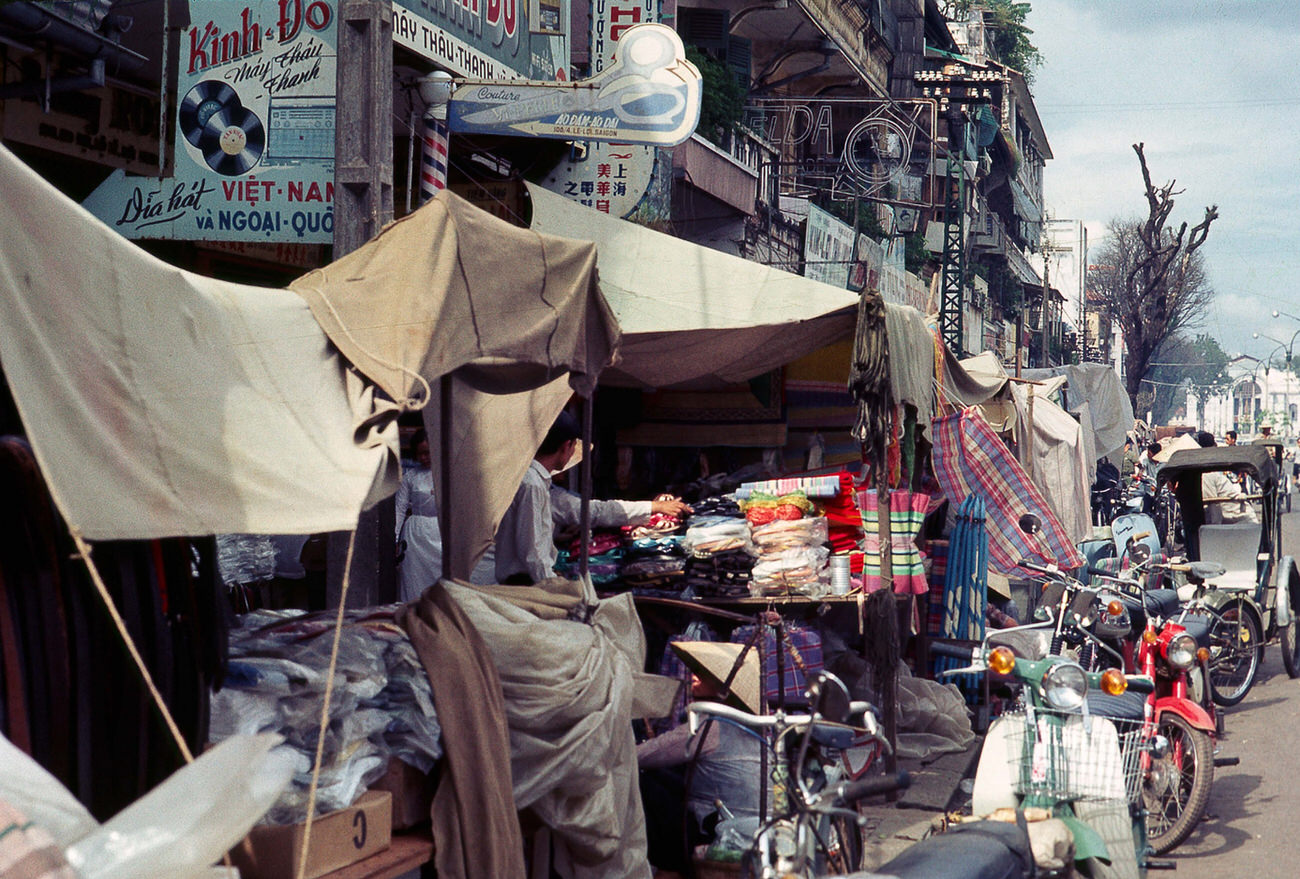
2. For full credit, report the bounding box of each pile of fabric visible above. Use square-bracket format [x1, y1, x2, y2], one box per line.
[740, 491, 830, 596]
[620, 535, 689, 595]
[682, 498, 755, 598]
[208, 606, 442, 825]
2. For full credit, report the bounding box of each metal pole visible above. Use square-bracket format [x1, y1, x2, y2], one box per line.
[579, 396, 593, 582]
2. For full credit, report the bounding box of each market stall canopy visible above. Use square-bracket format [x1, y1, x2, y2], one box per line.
[525, 183, 858, 389]
[0, 144, 399, 540]
[1024, 363, 1135, 464]
[289, 191, 620, 578]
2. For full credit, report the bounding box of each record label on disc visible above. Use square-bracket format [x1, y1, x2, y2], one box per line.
[179, 81, 241, 147]
[199, 106, 266, 176]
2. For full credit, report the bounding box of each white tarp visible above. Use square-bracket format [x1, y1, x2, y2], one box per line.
[1024, 363, 1135, 465]
[0, 144, 399, 539]
[526, 183, 859, 389]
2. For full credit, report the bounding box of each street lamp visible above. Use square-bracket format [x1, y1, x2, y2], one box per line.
[1274, 309, 1300, 323]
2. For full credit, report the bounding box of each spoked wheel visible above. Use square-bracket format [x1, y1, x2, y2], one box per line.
[816, 813, 864, 874]
[1143, 713, 1215, 853]
[1208, 598, 1262, 707]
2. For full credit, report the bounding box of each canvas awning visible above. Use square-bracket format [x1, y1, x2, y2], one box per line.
[0, 145, 619, 584]
[0, 144, 399, 540]
[289, 190, 619, 579]
[525, 183, 859, 389]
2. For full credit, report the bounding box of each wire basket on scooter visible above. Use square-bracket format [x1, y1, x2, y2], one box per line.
[999, 707, 1145, 804]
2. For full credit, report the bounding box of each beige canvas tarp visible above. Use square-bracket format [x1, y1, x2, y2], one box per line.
[289, 190, 620, 578]
[0, 144, 399, 539]
[525, 182, 859, 389]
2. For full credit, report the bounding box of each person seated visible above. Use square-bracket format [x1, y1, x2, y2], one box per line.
[1194, 431, 1257, 524]
[637, 641, 764, 874]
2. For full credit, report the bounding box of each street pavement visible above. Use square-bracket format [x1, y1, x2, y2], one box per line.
[1158, 504, 1300, 877]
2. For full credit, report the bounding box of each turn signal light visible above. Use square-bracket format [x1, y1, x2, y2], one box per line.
[1107, 600, 1124, 617]
[1100, 668, 1128, 696]
[1197, 647, 1210, 663]
[1142, 629, 1159, 644]
[989, 646, 1017, 676]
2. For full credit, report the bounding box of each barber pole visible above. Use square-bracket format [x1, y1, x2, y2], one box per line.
[420, 116, 449, 202]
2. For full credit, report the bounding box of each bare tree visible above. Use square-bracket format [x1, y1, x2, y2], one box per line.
[1089, 144, 1219, 413]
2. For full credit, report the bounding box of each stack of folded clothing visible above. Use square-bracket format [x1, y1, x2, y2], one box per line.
[554, 529, 625, 587]
[621, 534, 689, 595]
[683, 500, 755, 598]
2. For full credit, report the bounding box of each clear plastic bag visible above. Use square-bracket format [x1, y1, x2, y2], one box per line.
[0, 732, 294, 879]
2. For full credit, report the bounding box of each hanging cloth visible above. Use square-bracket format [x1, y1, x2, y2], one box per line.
[857, 489, 930, 595]
[937, 495, 988, 701]
[931, 408, 1085, 573]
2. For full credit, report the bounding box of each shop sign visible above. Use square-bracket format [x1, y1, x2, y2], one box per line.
[392, 0, 560, 80]
[540, 0, 666, 220]
[746, 98, 937, 209]
[83, 0, 338, 243]
[447, 24, 700, 147]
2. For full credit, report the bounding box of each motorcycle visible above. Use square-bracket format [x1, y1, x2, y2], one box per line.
[934, 630, 1158, 879]
[687, 673, 1036, 879]
[1088, 540, 1231, 853]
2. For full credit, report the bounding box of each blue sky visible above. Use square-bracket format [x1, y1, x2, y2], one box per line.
[1024, 1, 1300, 361]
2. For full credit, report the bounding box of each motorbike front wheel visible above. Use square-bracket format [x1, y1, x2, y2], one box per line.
[1208, 598, 1262, 707]
[1144, 713, 1214, 853]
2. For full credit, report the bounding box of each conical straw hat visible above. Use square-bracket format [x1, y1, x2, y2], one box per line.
[670, 640, 763, 715]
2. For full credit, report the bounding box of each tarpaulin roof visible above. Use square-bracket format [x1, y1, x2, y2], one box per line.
[525, 183, 859, 390]
[289, 190, 620, 580]
[0, 144, 619, 582]
[0, 143, 399, 539]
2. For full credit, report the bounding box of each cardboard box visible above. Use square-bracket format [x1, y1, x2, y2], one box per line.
[229, 790, 392, 879]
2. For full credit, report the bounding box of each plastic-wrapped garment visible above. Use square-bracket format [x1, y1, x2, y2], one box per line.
[749, 546, 830, 596]
[750, 517, 829, 553]
[0, 730, 293, 879]
[683, 517, 753, 555]
[209, 607, 442, 824]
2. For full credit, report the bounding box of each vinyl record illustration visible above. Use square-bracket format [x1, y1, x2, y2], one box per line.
[198, 106, 265, 176]
[179, 80, 241, 147]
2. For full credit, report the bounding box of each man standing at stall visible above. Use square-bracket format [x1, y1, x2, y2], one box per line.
[472, 412, 693, 585]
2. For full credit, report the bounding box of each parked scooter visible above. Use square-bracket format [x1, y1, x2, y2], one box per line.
[1011, 514, 1224, 858]
[935, 631, 1158, 879]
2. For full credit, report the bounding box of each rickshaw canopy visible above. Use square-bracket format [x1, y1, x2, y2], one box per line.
[1157, 445, 1276, 568]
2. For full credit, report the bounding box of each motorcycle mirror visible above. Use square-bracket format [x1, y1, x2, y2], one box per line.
[805, 671, 851, 724]
[1018, 513, 1042, 535]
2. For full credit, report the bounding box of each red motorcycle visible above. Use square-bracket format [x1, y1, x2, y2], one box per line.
[1090, 541, 1235, 853]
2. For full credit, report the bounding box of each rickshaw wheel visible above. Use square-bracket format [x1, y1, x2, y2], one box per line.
[1208, 598, 1262, 707]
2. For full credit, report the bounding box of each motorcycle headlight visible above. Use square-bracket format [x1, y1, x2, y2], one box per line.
[1165, 632, 1198, 670]
[1041, 662, 1088, 711]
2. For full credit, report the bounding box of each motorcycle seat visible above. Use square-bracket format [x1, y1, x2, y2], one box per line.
[1178, 611, 1213, 648]
[1086, 687, 1146, 721]
[865, 817, 1035, 879]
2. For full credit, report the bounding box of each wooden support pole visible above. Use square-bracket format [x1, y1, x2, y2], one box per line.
[327, 1, 396, 609]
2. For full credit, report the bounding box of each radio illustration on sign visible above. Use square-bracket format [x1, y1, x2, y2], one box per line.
[447, 24, 701, 147]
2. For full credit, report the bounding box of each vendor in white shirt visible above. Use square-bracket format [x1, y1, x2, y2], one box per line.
[471, 412, 692, 585]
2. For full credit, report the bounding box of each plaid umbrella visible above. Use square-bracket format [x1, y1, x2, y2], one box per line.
[932, 408, 1085, 573]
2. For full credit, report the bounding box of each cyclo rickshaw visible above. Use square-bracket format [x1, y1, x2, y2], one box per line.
[1155, 445, 1300, 705]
